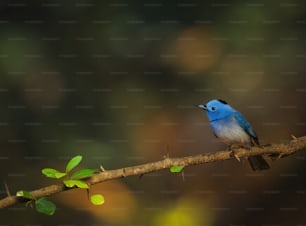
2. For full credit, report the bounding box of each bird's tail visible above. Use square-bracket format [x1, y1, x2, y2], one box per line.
[248, 155, 270, 171]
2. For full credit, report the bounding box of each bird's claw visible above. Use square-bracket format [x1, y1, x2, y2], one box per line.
[230, 150, 241, 162]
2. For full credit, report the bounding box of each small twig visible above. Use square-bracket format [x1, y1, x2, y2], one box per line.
[0, 135, 306, 209]
[181, 170, 185, 182]
[4, 182, 11, 197]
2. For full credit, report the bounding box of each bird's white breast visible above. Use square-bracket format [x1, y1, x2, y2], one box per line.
[210, 118, 251, 145]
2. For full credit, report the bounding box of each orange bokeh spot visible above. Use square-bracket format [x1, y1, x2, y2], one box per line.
[175, 26, 222, 71]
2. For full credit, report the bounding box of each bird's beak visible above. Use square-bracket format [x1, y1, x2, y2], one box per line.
[197, 104, 207, 110]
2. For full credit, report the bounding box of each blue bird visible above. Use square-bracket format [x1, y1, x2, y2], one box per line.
[198, 99, 269, 171]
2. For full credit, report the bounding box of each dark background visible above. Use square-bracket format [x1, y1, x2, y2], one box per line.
[0, 0, 306, 225]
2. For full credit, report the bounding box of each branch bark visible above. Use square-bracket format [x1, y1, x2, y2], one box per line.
[1, 135, 306, 209]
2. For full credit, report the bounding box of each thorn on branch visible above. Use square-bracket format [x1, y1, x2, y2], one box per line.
[291, 134, 298, 141]
[122, 168, 126, 178]
[99, 165, 106, 172]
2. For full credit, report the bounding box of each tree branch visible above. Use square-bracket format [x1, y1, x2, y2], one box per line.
[1, 135, 306, 209]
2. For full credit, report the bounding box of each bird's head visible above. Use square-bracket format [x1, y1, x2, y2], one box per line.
[198, 99, 235, 121]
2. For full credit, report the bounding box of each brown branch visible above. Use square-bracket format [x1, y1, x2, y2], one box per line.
[1, 135, 306, 209]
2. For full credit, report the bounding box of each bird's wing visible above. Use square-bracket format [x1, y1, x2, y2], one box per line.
[233, 111, 259, 145]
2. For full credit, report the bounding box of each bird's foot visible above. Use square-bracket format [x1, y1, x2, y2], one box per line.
[229, 149, 241, 162]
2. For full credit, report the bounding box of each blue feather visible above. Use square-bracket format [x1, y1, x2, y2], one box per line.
[233, 112, 259, 145]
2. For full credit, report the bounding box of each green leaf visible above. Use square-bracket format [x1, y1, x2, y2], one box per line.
[63, 179, 88, 189]
[70, 168, 97, 180]
[90, 194, 105, 205]
[170, 165, 184, 173]
[66, 155, 82, 173]
[35, 197, 56, 215]
[16, 190, 35, 200]
[42, 168, 66, 179]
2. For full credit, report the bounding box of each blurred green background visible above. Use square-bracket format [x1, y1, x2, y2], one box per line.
[0, 0, 306, 225]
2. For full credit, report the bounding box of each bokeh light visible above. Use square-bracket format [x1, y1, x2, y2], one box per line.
[0, 1, 305, 226]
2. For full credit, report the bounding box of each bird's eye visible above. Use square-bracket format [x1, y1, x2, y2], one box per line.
[211, 106, 216, 111]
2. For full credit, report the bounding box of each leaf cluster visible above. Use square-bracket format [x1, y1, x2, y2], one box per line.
[17, 155, 104, 215]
